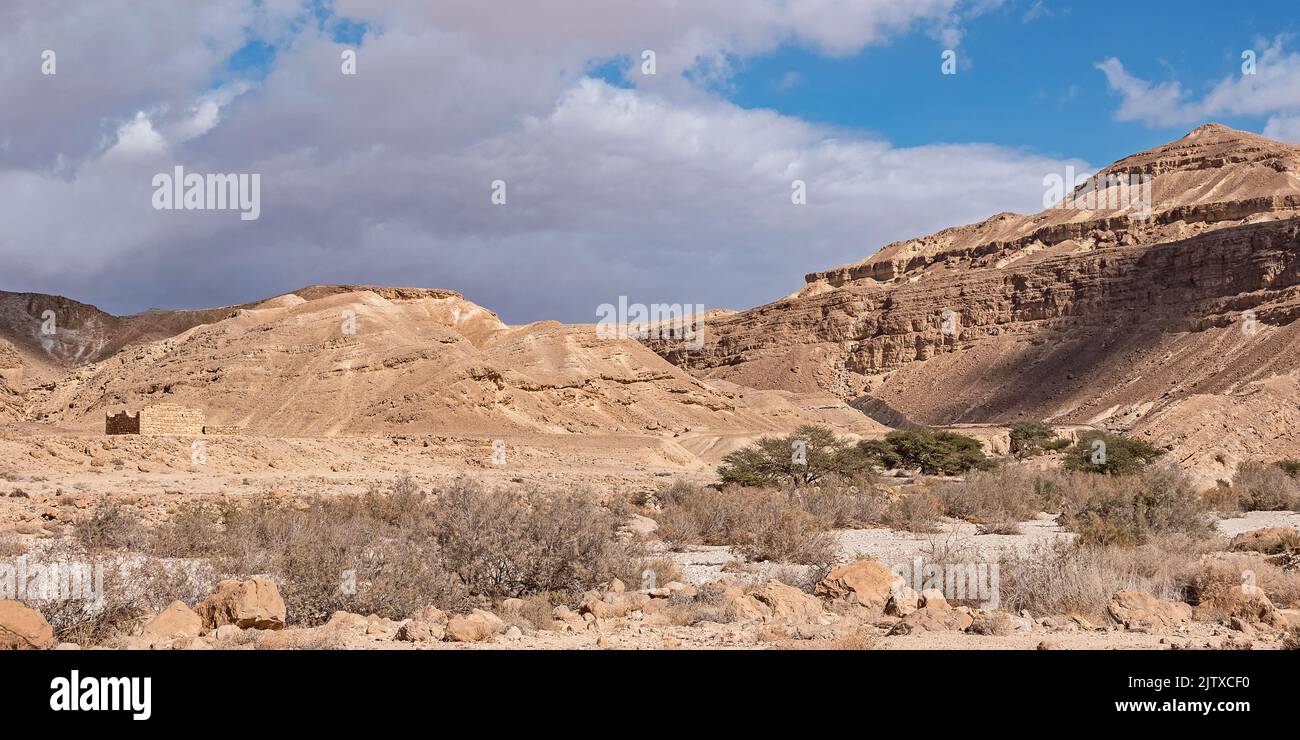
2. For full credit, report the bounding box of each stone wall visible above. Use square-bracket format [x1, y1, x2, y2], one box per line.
[106, 404, 213, 435]
[202, 425, 244, 436]
[105, 410, 140, 435]
[138, 403, 205, 436]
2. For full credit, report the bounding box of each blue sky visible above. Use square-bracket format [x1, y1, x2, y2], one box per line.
[599, 0, 1300, 166]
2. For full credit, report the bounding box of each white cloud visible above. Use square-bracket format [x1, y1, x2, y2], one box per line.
[1097, 37, 1300, 133]
[0, 0, 1080, 323]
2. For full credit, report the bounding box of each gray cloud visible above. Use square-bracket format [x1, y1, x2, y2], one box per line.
[1, 0, 1083, 324]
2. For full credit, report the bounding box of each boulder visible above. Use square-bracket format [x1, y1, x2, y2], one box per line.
[889, 603, 973, 635]
[195, 578, 286, 630]
[0, 600, 55, 650]
[1108, 591, 1192, 632]
[396, 619, 446, 643]
[142, 601, 203, 642]
[445, 609, 505, 643]
[1194, 582, 1285, 628]
[967, 610, 1015, 636]
[815, 560, 903, 614]
[750, 581, 826, 624]
[1230, 527, 1300, 554]
[884, 587, 919, 617]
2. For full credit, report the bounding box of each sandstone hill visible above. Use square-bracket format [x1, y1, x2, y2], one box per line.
[650, 124, 1300, 482]
[1, 285, 871, 437]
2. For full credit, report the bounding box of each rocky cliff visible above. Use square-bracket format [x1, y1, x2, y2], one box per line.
[652, 124, 1300, 481]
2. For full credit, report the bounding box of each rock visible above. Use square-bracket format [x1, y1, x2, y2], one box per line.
[396, 619, 446, 643]
[608, 578, 625, 593]
[446, 609, 504, 643]
[195, 578, 286, 631]
[54, 642, 80, 651]
[1036, 641, 1062, 650]
[325, 611, 370, 634]
[581, 595, 630, 619]
[1230, 527, 1300, 554]
[967, 611, 1014, 636]
[504, 625, 523, 640]
[212, 624, 243, 641]
[918, 588, 948, 609]
[143, 601, 203, 642]
[884, 587, 919, 617]
[500, 598, 524, 614]
[750, 581, 826, 624]
[815, 559, 902, 614]
[664, 581, 697, 598]
[889, 604, 973, 635]
[416, 605, 448, 624]
[1193, 581, 1285, 628]
[1108, 591, 1192, 632]
[0, 600, 55, 650]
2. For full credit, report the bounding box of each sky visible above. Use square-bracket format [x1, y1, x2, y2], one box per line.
[2, 0, 1300, 323]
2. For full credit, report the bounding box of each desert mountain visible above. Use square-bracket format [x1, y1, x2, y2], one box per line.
[3, 285, 871, 437]
[651, 124, 1300, 481]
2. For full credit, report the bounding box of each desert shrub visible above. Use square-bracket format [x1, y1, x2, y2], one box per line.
[1060, 465, 1212, 547]
[662, 589, 736, 626]
[1276, 459, 1300, 479]
[732, 502, 836, 565]
[655, 483, 839, 564]
[429, 479, 642, 600]
[790, 481, 889, 528]
[148, 501, 224, 557]
[718, 425, 873, 486]
[1008, 421, 1059, 458]
[868, 428, 994, 475]
[883, 489, 942, 533]
[935, 466, 1045, 525]
[1230, 461, 1300, 511]
[998, 536, 1212, 621]
[1187, 553, 1300, 612]
[1062, 431, 1165, 476]
[74, 500, 143, 551]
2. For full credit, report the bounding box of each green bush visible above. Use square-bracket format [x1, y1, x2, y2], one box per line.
[718, 425, 873, 486]
[1008, 421, 1058, 458]
[868, 428, 994, 475]
[1062, 431, 1165, 476]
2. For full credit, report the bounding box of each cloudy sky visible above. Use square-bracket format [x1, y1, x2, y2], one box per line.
[2, 0, 1298, 322]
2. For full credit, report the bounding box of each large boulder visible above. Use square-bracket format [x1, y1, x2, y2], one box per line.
[1108, 591, 1193, 632]
[1192, 557, 1288, 628]
[195, 578, 286, 631]
[889, 603, 974, 635]
[445, 609, 505, 643]
[750, 581, 826, 624]
[815, 560, 903, 614]
[143, 601, 204, 642]
[0, 600, 55, 650]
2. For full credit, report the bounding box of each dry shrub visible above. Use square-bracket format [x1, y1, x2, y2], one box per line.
[1060, 465, 1212, 547]
[655, 484, 837, 565]
[637, 557, 684, 590]
[430, 479, 642, 599]
[662, 589, 735, 626]
[74, 500, 143, 550]
[884, 489, 941, 533]
[142, 476, 641, 626]
[1187, 553, 1300, 612]
[998, 536, 1213, 622]
[733, 502, 836, 566]
[793, 480, 889, 528]
[0, 533, 28, 557]
[1230, 462, 1300, 511]
[936, 466, 1044, 525]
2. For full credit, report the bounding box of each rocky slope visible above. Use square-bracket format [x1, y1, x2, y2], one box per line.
[8, 285, 872, 437]
[651, 124, 1300, 481]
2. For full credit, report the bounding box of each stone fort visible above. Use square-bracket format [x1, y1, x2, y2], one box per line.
[105, 403, 241, 436]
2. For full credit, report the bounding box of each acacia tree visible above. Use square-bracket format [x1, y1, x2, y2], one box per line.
[718, 425, 871, 486]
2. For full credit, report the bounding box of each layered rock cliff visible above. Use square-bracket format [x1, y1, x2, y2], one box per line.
[652, 124, 1300, 481]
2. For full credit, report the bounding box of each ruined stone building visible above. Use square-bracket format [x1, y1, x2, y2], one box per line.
[105, 403, 205, 436]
